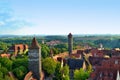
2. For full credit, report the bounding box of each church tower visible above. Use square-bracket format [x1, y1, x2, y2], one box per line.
[68, 33, 73, 54]
[28, 37, 41, 80]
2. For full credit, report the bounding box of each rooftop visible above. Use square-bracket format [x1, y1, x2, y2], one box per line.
[30, 37, 40, 49]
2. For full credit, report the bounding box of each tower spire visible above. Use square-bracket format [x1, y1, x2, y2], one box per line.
[30, 37, 40, 49]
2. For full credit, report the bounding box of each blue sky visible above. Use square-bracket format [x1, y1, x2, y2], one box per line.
[0, 0, 120, 35]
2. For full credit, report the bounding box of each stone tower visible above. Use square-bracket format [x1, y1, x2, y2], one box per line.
[28, 37, 41, 80]
[68, 33, 73, 54]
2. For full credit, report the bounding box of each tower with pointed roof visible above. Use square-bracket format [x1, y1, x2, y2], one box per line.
[28, 37, 41, 80]
[68, 33, 73, 54]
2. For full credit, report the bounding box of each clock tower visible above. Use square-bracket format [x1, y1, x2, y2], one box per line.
[28, 37, 41, 80]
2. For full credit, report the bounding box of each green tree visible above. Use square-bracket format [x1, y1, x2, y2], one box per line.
[0, 57, 12, 71]
[0, 42, 8, 50]
[54, 43, 68, 53]
[0, 64, 8, 77]
[42, 57, 57, 76]
[41, 44, 50, 58]
[61, 65, 70, 80]
[74, 68, 90, 80]
[54, 62, 62, 80]
[0, 71, 3, 79]
[52, 48, 59, 55]
[12, 58, 28, 69]
[13, 66, 27, 80]
[4, 75, 14, 80]
[54, 63, 70, 80]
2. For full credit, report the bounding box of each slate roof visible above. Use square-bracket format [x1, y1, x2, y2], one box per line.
[67, 58, 84, 70]
[68, 33, 72, 38]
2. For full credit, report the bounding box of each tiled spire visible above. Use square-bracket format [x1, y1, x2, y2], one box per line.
[68, 33, 72, 38]
[30, 37, 40, 49]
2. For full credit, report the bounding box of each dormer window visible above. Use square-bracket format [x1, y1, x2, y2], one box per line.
[100, 72, 102, 77]
[115, 60, 118, 64]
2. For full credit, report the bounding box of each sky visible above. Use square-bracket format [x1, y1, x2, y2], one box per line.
[0, 0, 120, 35]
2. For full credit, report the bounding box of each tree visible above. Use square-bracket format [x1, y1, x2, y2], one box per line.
[61, 65, 70, 80]
[0, 57, 12, 71]
[54, 63, 70, 80]
[12, 58, 28, 69]
[0, 71, 3, 79]
[42, 57, 57, 76]
[74, 68, 90, 80]
[54, 62, 62, 80]
[52, 48, 59, 55]
[13, 66, 27, 80]
[4, 75, 14, 80]
[0, 63, 8, 77]
[41, 44, 50, 58]
[0, 42, 7, 50]
[54, 43, 68, 53]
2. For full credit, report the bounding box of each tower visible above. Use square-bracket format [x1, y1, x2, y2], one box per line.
[28, 37, 41, 80]
[68, 33, 73, 54]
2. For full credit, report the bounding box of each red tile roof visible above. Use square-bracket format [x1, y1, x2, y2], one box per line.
[0, 53, 11, 58]
[30, 37, 40, 49]
[89, 57, 120, 80]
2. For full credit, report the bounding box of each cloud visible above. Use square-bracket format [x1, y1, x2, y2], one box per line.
[0, 0, 33, 34]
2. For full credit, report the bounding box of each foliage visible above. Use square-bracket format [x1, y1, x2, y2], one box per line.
[0, 41, 10, 51]
[54, 63, 70, 80]
[0, 57, 13, 71]
[41, 44, 50, 58]
[54, 43, 68, 53]
[4, 75, 15, 80]
[12, 58, 28, 69]
[13, 66, 27, 80]
[1, 35, 120, 49]
[74, 68, 91, 80]
[0, 71, 3, 79]
[42, 57, 57, 76]
[0, 63, 8, 77]
[53, 62, 62, 80]
[52, 47, 59, 55]
[12, 57, 28, 80]
[61, 65, 70, 80]
[0, 56, 28, 80]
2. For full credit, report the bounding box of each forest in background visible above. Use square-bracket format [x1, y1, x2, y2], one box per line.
[0, 34, 120, 50]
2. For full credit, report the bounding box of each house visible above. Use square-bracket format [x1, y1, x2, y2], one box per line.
[67, 58, 86, 79]
[89, 56, 120, 80]
[8, 44, 28, 55]
[0, 53, 11, 58]
[46, 40, 61, 46]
